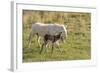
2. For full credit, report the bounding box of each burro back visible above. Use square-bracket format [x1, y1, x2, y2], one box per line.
[31, 23, 67, 39]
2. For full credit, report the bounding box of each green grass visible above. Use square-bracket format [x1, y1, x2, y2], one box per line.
[22, 10, 91, 62]
[23, 33, 91, 62]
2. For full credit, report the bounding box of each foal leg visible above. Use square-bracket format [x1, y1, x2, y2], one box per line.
[44, 43, 49, 53]
[39, 43, 44, 54]
[55, 41, 62, 53]
[51, 43, 54, 53]
[40, 41, 47, 54]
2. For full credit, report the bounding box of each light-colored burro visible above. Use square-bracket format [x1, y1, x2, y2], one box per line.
[28, 22, 67, 48]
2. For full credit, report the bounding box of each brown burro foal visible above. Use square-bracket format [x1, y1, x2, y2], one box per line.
[40, 32, 63, 54]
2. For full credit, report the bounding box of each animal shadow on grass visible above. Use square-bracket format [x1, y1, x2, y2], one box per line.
[39, 47, 66, 55]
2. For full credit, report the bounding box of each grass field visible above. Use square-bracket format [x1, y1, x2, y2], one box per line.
[23, 10, 91, 62]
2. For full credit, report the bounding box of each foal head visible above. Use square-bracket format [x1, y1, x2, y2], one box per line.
[53, 32, 62, 42]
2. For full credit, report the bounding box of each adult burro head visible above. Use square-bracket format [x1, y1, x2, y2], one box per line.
[52, 23, 67, 43]
[28, 22, 67, 48]
[57, 24, 67, 42]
